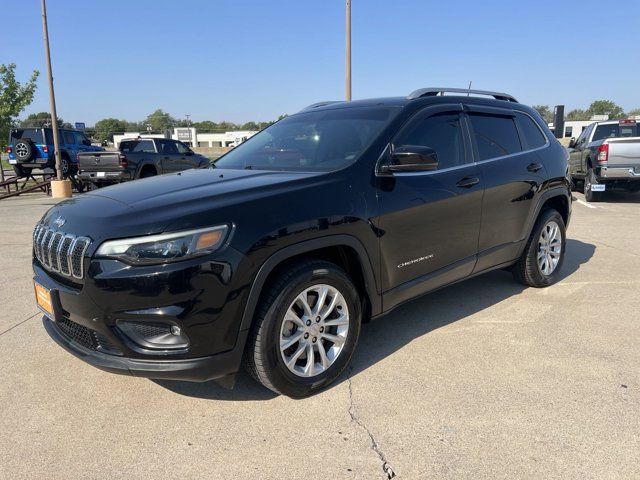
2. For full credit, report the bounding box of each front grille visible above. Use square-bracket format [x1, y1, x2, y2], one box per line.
[55, 317, 122, 355]
[33, 224, 90, 279]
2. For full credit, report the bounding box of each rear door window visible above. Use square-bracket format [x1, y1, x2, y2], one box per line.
[469, 113, 522, 160]
[515, 112, 547, 149]
[63, 131, 75, 145]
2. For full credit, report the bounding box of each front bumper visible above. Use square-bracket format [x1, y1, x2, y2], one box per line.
[44, 316, 247, 382]
[599, 165, 640, 180]
[33, 240, 253, 384]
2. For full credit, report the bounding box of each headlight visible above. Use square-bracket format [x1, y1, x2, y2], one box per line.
[95, 225, 229, 265]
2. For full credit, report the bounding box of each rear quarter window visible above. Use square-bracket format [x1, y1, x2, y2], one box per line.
[515, 112, 547, 149]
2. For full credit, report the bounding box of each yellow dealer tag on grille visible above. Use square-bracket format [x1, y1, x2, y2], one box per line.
[34, 282, 53, 318]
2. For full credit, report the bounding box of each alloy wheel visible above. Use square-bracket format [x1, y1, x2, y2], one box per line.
[537, 220, 562, 275]
[279, 284, 349, 377]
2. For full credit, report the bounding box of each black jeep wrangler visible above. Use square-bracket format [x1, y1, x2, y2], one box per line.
[33, 88, 571, 397]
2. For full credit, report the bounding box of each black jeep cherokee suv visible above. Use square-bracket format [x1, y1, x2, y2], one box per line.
[33, 88, 571, 397]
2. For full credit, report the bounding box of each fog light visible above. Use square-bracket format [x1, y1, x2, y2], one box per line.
[116, 320, 189, 350]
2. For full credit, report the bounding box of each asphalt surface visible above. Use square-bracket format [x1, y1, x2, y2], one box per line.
[0, 189, 639, 479]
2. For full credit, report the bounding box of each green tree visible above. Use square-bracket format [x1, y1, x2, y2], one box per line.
[144, 109, 176, 132]
[0, 63, 39, 148]
[240, 121, 259, 131]
[20, 111, 71, 129]
[93, 118, 128, 143]
[533, 105, 553, 124]
[566, 109, 589, 121]
[626, 108, 640, 118]
[217, 121, 239, 132]
[586, 100, 625, 120]
[193, 120, 219, 132]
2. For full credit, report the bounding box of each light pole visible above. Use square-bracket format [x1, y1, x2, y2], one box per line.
[41, 0, 70, 197]
[345, 0, 351, 101]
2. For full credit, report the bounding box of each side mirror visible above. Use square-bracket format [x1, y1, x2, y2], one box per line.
[185, 149, 194, 156]
[568, 138, 576, 148]
[380, 145, 438, 173]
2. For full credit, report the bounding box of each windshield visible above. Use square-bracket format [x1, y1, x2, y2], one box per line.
[593, 123, 639, 141]
[214, 107, 399, 171]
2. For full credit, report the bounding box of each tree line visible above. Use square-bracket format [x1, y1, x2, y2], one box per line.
[533, 101, 640, 124]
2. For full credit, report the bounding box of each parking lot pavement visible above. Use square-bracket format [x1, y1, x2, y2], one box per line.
[1, 191, 639, 479]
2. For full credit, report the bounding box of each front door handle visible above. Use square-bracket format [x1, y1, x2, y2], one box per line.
[456, 176, 480, 189]
[527, 162, 543, 172]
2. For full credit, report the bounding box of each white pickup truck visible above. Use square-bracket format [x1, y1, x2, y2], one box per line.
[568, 119, 640, 201]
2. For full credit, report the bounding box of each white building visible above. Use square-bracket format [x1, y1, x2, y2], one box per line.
[113, 128, 258, 149]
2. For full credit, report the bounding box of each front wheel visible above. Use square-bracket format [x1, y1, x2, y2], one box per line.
[244, 260, 361, 398]
[512, 209, 566, 288]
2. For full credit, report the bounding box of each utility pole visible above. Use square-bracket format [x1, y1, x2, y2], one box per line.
[345, 0, 352, 101]
[41, 0, 70, 197]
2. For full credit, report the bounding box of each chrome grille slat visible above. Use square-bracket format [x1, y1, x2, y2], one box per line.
[32, 224, 91, 280]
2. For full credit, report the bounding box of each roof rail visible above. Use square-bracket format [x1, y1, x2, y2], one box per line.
[300, 101, 344, 111]
[408, 87, 518, 103]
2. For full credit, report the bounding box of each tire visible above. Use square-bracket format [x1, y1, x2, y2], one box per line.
[12, 140, 34, 162]
[12, 164, 30, 177]
[569, 176, 581, 192]
[139, 168, 157, 178]
[512, 208, 566, 288]
[244, 259, 362, 398]
[583, 166, 602, 202]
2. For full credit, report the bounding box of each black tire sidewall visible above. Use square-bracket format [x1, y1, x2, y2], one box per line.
[259, 265, 361, 398]
[584, 167, 601, 202]
[526, 210, 566, 287]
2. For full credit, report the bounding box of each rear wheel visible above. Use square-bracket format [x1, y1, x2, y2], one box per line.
[12, 164, 30, 178]
[139, 167, 157, 178]
[512, 209, 566, 288]
[244, 260, 361, 398]
[584, 166, 602, 202]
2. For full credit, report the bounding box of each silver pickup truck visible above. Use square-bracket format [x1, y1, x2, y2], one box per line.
[569, 119, 640, 201]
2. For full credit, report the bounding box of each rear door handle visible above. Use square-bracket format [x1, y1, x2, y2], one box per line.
[456, 176, 480, 189]
[527, 162, 543, 172]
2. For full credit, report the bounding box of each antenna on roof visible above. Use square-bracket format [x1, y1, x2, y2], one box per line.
[467, 81, 472, 96]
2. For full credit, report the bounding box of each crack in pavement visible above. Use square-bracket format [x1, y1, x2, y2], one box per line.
[347, 368, 396, 479]
[0, 312, 40, 338]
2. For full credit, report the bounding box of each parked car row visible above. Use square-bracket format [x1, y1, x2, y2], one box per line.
[5, 128, 211, 189]
[77, 137, 210, 188]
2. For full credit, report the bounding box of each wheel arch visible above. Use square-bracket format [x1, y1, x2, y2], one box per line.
[238, 235, 381, 335]
[518, 187, 571, 258]
[137, 162, 158, 178]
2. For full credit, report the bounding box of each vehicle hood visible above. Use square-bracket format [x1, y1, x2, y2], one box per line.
[40, 168, 331, 243]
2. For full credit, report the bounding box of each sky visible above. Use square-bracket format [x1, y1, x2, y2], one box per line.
[1, 0, 639, 126]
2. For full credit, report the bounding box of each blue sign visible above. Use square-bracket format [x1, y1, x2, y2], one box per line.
[74, 122, 86, 131]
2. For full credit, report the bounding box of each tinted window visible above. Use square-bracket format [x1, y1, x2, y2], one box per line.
[74, 131, 90, 145]
[593, 123, 638, 141]
[121, 140, 156, 153]
[157, 139, 178, 154]
[10, 129, 45, 144]
[516, 112, 547, 149]
[469, 113, 522, 160]
[395, 113, 465, 169]
[214, 107, 399, 171]
[175, 141, 190, 154]
[63, 131, 75, 144]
